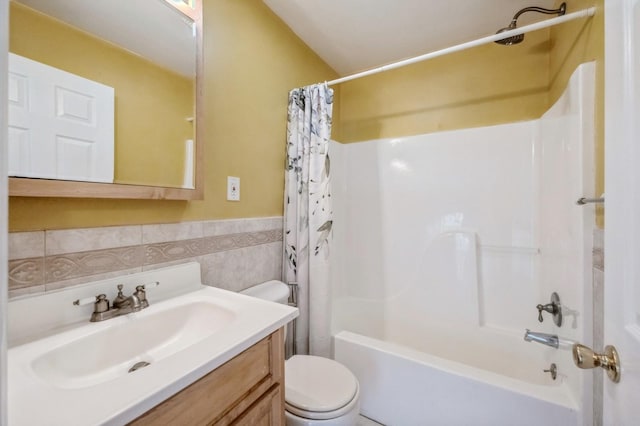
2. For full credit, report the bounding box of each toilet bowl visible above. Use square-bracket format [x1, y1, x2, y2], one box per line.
[284, 354, 360, 425]
[240, 281, 361, 425]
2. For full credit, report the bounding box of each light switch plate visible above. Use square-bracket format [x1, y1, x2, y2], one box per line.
[227, 176, 240, 201]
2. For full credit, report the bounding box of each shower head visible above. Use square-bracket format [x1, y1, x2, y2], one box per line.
[495, 2, 567, 45]
[495, 21, 524, 45]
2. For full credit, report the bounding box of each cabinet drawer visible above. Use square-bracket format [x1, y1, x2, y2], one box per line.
[130, 329, 284, 425]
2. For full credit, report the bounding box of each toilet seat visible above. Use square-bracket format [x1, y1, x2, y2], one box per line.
[285, 355, 359, 420]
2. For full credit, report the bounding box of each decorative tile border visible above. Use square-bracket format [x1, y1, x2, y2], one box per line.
[45, 225, 142, 256]
[8, 218, 283, 298]
[142, 222, 203, 245]
[144, 229, 281, 265]
[45, 245, 144, 283]
[8, 257, 44, 290]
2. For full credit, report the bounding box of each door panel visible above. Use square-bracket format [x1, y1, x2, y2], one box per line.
[604, 0, 640, 423]
[7, 53, 114, 183]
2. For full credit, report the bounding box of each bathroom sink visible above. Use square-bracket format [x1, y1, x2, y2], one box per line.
[30, 300, 235, 389]
[8, 264, 298, 426]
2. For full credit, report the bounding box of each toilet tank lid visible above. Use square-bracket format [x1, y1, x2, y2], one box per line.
[240, 280, 289, 304]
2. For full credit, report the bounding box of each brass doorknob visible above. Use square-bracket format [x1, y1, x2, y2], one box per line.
[572, 343, 621, 383]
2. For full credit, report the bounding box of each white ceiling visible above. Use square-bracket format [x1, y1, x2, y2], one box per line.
[13, 0, 196, 77]
[263, 0, 559, 75]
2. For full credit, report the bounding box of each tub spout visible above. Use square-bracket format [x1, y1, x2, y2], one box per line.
[524, 329, 559, 349]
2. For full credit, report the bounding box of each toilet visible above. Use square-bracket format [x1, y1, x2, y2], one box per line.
[241, 281, 361, 426]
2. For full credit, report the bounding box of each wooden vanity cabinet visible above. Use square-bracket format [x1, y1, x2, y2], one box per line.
[130, 328, 285, 426]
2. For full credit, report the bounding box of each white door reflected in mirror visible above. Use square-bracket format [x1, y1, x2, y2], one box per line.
[8, 53, 114, 183]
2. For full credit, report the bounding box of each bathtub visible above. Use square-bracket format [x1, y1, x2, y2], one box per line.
[330, 233, 579, 424]
[334, 330, 578, 426]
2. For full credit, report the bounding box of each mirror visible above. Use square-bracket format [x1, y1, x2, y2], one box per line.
[8, 0, 203, 199]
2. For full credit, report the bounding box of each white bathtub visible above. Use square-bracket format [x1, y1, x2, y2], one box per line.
[334, 330, 578, 426]
[330, 231, 579, 425]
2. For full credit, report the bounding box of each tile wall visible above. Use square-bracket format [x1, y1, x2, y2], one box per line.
[8, 217, 283, 299]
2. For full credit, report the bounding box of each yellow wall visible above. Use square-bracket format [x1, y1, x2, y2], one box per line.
[549, 0, 604, 226]
[338, 30, 551, 142]
[9, 3, 194, 188]
[9, 0, 338, 231]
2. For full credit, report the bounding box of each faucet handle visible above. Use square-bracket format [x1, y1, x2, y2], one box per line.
[536, 303, 556, 321]
[134, 286, 148, 309]
[137, 281, 159, 309]
[73, 295, 98, 306]
[113, 284, 128, 308]
[94, 294, 110, 313]
[73, 294, 108, 309]
[134, 282, 158, 309]
[536, 292, 563, 327]
[74, 294, 110, 322]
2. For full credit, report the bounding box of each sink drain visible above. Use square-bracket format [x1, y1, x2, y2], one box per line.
[128, 361, 151, 373]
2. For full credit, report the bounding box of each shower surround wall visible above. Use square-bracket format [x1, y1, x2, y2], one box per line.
[7, 217, 283, 299]
[331, 63, 595, 425]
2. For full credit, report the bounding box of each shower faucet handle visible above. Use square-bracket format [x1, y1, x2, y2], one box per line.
[536, 292, 563, 327]
[536, 304, 556, 321]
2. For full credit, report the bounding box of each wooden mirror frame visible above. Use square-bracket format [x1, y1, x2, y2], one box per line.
[8, 0, 204, 200]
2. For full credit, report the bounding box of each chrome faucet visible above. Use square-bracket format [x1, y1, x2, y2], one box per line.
[113, 284, 143, 310]
[524, 329, 559, 349]
[89, 285, 142, 322]
[73, 282, 159, 322]
[113, 293, 142, 313]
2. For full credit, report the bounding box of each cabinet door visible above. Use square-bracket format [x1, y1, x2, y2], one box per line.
[227, 385, 283, 426]
[130, 329, 285, 426]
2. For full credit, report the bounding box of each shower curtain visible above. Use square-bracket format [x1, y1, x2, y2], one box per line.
[283, 83, 333, 357]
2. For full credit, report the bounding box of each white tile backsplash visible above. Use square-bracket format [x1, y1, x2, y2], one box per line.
[202, 217, 282, 237]
[8, 231, 44, 260]
[142, 221, 204, 244]
[200, 242, 282, 292]
[45, 226, 142, 255]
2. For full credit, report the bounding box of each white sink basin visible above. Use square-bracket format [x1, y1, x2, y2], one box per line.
[31, 300, 235, 389]
[9, 276, 298, 426]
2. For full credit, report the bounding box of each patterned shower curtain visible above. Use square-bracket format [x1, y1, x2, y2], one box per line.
[284, 83, 333, 357]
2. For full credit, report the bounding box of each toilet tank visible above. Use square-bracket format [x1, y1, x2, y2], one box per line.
[240, 280, 289, 305]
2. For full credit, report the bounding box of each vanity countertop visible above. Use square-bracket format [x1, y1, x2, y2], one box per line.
[7, 264, 297, 426]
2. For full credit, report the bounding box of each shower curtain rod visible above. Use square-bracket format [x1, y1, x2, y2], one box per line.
[324, 6, 596, 86]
